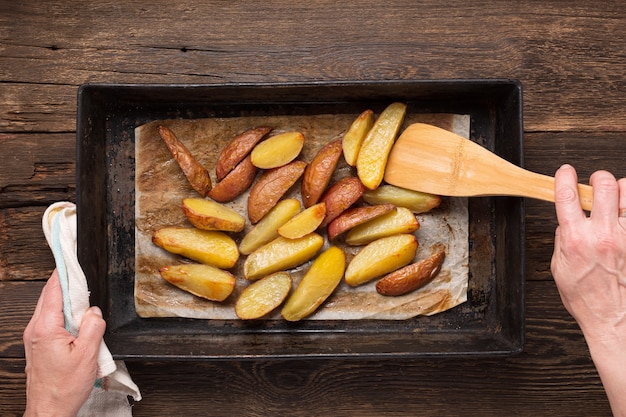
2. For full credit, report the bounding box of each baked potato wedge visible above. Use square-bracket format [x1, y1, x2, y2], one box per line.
[376, 243, 446, 296]
[152, 227, 239, 269]
[208, 155, 258, 203]
[159, 263, 236, 302]
[356, 102, 407, 190]
[235, 271, 293, 320]
[319, 176, 366, 228]
[251, 131, 304, 169]
[216, 126, 272, 181]
[345, 233, 418, 287]
[326, 203, 395, 241]
[239, 198, 302, 255]
[277, 202, 326, 240]
[363, 184, 441, 214]
[345, 207, 419, 246]
[281, 246, 346, 322]
[181, 197, 246, 232]
[247, 160, 307, 224]
[301, 138, 343, 208]
[157, 125, 212, 196]
[342, 109, 374, 166]
[243, 233, 324, 281]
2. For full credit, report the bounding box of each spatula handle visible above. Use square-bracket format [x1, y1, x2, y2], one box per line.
[527, 171, 593, 211]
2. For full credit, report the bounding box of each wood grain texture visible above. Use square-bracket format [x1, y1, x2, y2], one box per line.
[1, 0, 624, 415]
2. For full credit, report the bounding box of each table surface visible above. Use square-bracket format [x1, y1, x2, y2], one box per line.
[2, 1, 625, 415]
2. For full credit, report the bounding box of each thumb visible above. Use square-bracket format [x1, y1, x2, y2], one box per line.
[76, 306, 106, 348]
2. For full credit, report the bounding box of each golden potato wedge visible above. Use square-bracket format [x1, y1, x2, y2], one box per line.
[356, 102, 407, 190]
[235, 271, 293, 320]
[181, 197, 246, 232]
[363, 184, 441, 214]
[159, 263, 236, 302]
[342, 109, 374, 166]
[208, 155, 258, 203]
[239, 199, 302, 255]
[376, 243, 446, 296]
[345, 207, 419, 246]
[152, 227, 239, 269]
[301, 138, 343, 208]
[157, 125, 212, 196]
[278, 202, 326, 239]
[247, 160, 307, 224]
[345, 234, 418, 287]
[319, 176, 366, 228]
[216, 126, 272, 181]
[243, 233, 324, 281]
[327, 203, 395, 241]
[251, 131, 305, 169]
[281, 246, 346, 322]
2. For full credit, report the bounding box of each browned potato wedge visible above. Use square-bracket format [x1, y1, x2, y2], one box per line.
[278, 202, 326, 239]
[301, 138, 343, 208]
[281, 246, 346, 321]
[319, 176, 366, 228]
[243, 233, 324, 281]
[251, 131, 305, 169]
[181, 197, 246, 232]
[208, 155, 258, 203]
[345, 234, 418, 287]
[216, 126, 272, 181]
[159, 263, 236, 302]
[152, 227, 239, 269]
[363, 184, 441, 214]
[157, 125, 212, 196]
[356, 102, 407, 190]
[239, 199, 302, 255]
[342, 109, 374, 166]
[326, 203, 395, 241]
[235, 272, 293, 320]
[376, 243, 446, 296]
[247, 160, 307, 224]
[345, 207, 419, 246]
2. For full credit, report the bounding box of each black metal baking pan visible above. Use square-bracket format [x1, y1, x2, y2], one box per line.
[76, 80, 524, 359]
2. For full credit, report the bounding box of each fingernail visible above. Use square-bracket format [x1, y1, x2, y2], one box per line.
[90, 306, 103, 317]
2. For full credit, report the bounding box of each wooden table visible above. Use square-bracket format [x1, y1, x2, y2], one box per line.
[2, 1, 625, 415]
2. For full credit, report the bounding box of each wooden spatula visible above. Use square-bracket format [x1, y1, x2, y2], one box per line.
[384, 123, 593, 211]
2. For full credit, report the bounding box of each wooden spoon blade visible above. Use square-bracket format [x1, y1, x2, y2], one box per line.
[384, 123, 594, 211]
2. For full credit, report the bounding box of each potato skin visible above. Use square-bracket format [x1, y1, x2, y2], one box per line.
[247, 160, 307, 224]
[327, 203, 395, 241]
[376, 243, 446, 296]
[157, 125, 212, 196]
[208, 155, 258, 203]
[216, 126, 272, 181]
[319, 176, 366, 228]
[301, 138, 343, 208]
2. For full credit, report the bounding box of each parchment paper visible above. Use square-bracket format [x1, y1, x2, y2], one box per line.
[134, 112, 470, 320]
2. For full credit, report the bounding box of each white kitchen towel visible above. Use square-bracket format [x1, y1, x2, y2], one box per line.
[42, 202, 141, 416]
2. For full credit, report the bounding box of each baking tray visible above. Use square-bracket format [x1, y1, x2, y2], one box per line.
[76, 80, 524, 360]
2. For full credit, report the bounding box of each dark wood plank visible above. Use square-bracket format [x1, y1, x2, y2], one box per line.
[2, 1, 626, 132]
